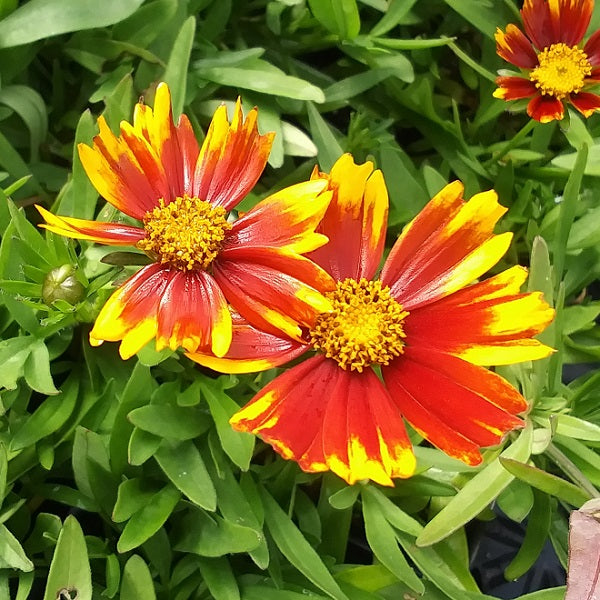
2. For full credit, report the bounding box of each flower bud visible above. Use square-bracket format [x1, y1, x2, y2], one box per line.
[42, 265, 85, 305]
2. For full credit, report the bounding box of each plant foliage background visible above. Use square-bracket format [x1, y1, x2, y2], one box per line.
[0, 0, 599, 598]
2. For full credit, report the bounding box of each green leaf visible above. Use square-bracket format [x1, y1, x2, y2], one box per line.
[0, 0, 145, 48]
[23, 339, 59, 395]
[328, 485, 360, 510]
[0, 337, 34, 391]
[500, 458, 590, 507]
[197, 556, 240, 600]
[199, 67, 325, 102]
[113, 479, 160, 523]
[308, 0, 361, 39]
[0, 85, 47, 161]
[54, 110, 98, 219]
[361, 488, 423, 594]
[442, 0, 513, 39]
[174, 509, 261, 557]
[241, 586, 329, 600]
[117, 485, 181, 553]
[43, 516, 91, 600]
[0, 524, 33, 572]
[200, 379, 255, 470]
[307, 102, 343, 172]
[362, 486, 422, 537]
[553, 414, 600, 441]
[324, 68, 402, 103]
[370, 0, 417, 36]
[120, 555, 157, 600]
[505, 490, 551, 580]
[162, 16, 195, 119]
[128, 405, 211, 440]
[553, 143, 588, 284]
[417, 424, 533, 546]
[154, 439, 217, 511]
[10, 374, 78, 451]
[259, 486, 349, 600]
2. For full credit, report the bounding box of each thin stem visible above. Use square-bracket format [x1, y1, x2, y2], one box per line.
[546, 442, 600, 499]
[485, 118, 537, 167]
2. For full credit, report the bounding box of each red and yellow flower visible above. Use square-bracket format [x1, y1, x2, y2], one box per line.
[189, 154, 555, 486]
[494, 0, 600, 122]
[38, 83, 334, 359]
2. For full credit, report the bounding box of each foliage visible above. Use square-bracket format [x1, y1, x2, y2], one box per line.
[0, 0, 598, 598]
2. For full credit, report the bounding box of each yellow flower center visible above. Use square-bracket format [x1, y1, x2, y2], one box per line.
[309, 278, 409, 372]
[137, 195, 231, 271]
[530, 43, 592, 99]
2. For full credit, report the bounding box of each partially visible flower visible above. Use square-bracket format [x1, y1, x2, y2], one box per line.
[38, 83, 334, 359]
[494, 0, 600, 122]
[189, 154, 555, 486]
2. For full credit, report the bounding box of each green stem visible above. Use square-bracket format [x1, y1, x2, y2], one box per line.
[485, 118, 537, 166]
[546, 442, 600, 499]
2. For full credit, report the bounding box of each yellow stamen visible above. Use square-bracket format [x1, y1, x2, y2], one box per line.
[309, 278, 408, 372]
[138, 195, 231, 271]
[530, 43, 592, 99]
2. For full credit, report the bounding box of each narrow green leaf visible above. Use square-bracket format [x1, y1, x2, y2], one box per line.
[505, 490, 551, 580]
[554, 414, 600, 441]
[199, 67, 325, 102]
[197, 556, 240, 600]
[162, 16, 195, 119]
[361, 489, 424, 593]
[362, 486, 422, 536]
[324, 68, 400, 103]
[554, 143, 588, 284]
[117, 485, 181, 553]
[127, 404, 211, 440]
[43, 516, 91, 600]
[308, 0, 360, 39]
[259, 486, 349, 600]
[417, 425, 533, 546]
[0, 524, 33, 572]
[174, 509, 261, 557]
[200, 379, 254, 470]
[0, 0, 145, 48]
[113, 478, 160, 523]
[10, 374, 78, 450]
[307, 102, 343, 172]
[370, 0, 417, 36]
[120, 555, 156, 600]
[23, 339, 59, 394]
[155, 439, 216, 511]
[500, 458, 590, 507]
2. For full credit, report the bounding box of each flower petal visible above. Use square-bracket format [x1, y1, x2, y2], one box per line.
[186, 313, 307, 374]
[230, 355, 415, 485]
[381, 183, 511, 309]
[36, 205, 146, 245]
[383, 348, 527, 465]
[404, 269, 555, 366]
[527, 94, 565, 122]
[156, 269, 232, 357]
[224, 179, 331, 254]
[307, 154, 389, 281]
[556, 0, 593, 46]
[90, 263, 171, 359]
[79, 116, 169, 220]
[495, 24, 538, 68]
[570, 91, 600, 118]
[584, 28, 600, 66]
[193, 99, 275, 211]
[132, 82, 200, 200]
[214, 246, 334, 340]
[494, 76, 538, 101]
[521, 0, 558, 49]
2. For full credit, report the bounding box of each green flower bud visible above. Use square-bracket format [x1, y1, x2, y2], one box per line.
[42, 265, 85, 306]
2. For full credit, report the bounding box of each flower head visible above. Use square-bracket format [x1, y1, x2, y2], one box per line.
[189, 154, 555, 486]
[494, 0, 600, 122]
[37, 83, 334, 359]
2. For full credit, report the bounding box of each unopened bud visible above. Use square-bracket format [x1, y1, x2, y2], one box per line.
[42, 265, 85, 305]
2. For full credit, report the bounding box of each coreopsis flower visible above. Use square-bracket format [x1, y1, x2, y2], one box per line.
[494, 0, 600, 122]
[188, 154, 555, 486]
[38, 83, 334, 359]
